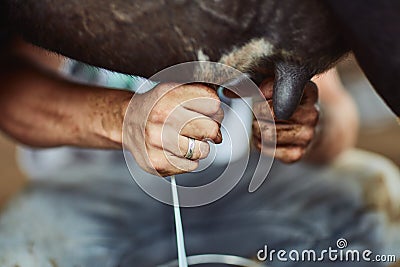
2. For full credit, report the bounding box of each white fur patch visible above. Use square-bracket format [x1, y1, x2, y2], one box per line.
[218, 38, 275, 72]
[197, 49, 210, 61]
[194, 38, 275, 83]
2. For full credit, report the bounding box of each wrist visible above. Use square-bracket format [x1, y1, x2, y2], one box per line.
[76, 87, 133, 149]
[98, 90, 133, 148]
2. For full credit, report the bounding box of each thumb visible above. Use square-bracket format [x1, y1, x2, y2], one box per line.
[259, 78, 274, 99]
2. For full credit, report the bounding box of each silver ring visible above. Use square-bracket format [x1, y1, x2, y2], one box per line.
[185, 137, 195, 159]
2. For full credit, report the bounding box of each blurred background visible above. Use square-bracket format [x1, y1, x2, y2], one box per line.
[0, 54, 399, 209]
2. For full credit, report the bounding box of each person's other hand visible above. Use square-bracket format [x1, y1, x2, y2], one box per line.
[253, 78, 319, 163]
[124, 83, 223, 176]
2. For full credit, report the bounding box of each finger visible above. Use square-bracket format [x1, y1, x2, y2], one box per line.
[162, 153, 200, 176]
[181, 114, 222, 143]
[148, 149, 199, 177]
[159, 82, 217, 100]
[211, 106, 224, 125]
[259, 78, 274, 99]
[158, 83, 220, 116]
[178, 84, 221, 116]
[166, 107, 222, 143]
[222, 88, 240, 98]
[254, 140, 305, 163]
[145, 124, 210, 160]
[273, 146, 306, 163]
[253, 120, 314, 146]
[252, 120, 275, 145]
[253, 99, 274, 121]
[299, 81, 318, 105]
[275, 124, 315, 146]
[289, 104, 319, 126]
[181, 83, 219, 98]
[178, 136, 210, 160]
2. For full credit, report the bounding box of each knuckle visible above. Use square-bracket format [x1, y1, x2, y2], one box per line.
[147, 134, 159, 147]
[148, 107, 166, 123]
[207, 123, 220, 140]
[288, 147, 305, 163]
[253, 102, 268, 117]
[259, 122, 273, 137]
[151, 157, 169, 172]
[187, 161, 199, 172]
[200, 84, 218, 97]
[252, 121, 261, 139]
[310, 108, 319, 121]
[209, 99, 221, 114]
[199, 142, 210, 159]
[145, 127, 160, 147]
[253, 138, 261, 149]
[252, 120, 261, 131]
[307, 81, 318, 94]
[276, 147, 303, 163]
[144, 127, 152, 142]
[198, 86, 220, 110]
[302, 127, 315, 141]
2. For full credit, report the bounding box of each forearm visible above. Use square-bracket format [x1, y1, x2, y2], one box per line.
[0, 54, 133, 148]
[306, 69, 359, 163]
